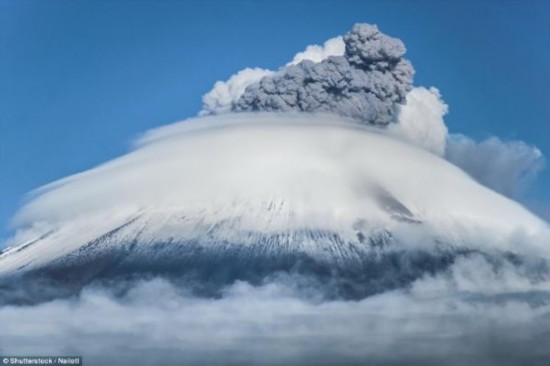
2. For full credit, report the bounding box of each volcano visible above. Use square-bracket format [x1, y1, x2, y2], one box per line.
[1, 113, 547, 304]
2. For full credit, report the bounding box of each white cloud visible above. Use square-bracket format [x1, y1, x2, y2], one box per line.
[391, 87, 449, 155]
[1, 266, 550, 366]
[200, 68, 273, 115]
[388, 87, 546, 197]
[286, 36, 345, 65]
[446, 135, 545, 198]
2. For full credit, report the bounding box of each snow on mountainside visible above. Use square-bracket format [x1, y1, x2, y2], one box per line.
[0, 114, 547, 300]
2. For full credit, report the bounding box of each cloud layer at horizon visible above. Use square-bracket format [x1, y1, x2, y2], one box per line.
[2, 256, 550, 366]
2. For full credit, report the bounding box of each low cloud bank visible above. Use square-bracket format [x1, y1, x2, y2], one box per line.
[1, 253, 550, 366]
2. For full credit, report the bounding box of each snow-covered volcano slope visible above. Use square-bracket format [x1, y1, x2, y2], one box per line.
[1, 113, 548, 302]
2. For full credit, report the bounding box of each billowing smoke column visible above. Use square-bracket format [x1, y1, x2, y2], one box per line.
[233, 24, 414, 125]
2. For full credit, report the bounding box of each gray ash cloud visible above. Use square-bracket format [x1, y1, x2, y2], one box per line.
[233, 24, 414, 125]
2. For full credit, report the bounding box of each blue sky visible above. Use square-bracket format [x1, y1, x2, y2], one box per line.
[1, 0, 549, 242]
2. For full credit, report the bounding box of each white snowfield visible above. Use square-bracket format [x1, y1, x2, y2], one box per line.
[0, 113, 548, 275]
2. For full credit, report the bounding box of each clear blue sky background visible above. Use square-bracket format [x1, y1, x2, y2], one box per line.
[1, 0, 549, 243]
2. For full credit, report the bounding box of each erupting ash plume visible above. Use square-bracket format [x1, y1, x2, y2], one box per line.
[234, 24, 414, 125]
